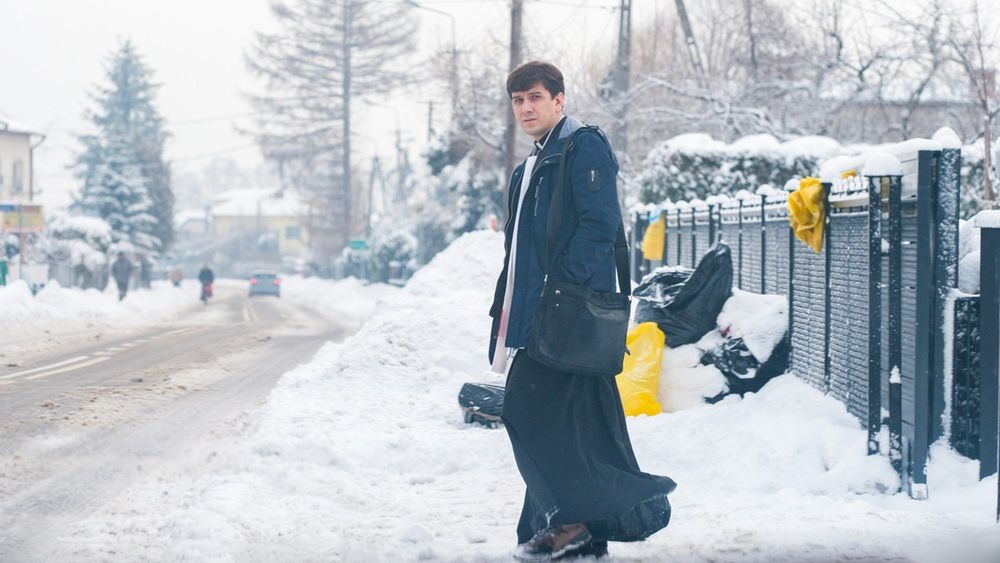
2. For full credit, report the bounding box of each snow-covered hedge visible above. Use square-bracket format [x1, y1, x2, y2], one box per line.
[42, 214, 114, 287]
[638, 134, 841, 204]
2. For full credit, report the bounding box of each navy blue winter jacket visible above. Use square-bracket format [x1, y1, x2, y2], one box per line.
[488, 116, 622, 364]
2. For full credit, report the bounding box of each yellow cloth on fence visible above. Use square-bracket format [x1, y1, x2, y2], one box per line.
[787, 177, 826, 253]
[641, 215, 665, 261]
[616, 323, 665, 416]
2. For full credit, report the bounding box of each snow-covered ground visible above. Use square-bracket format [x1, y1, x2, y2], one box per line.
[280, 275, 398, 332]
[37, 231, 1000, 562]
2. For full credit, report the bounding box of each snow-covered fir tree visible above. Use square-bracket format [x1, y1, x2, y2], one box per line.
[75, 40, 173, 254]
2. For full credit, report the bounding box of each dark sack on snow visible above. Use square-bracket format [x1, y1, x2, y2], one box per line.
[635, 243, 733, 347]
[705, 335, 790, 403]
[458, 382, 505, 428]
[634, 267, 693, 326]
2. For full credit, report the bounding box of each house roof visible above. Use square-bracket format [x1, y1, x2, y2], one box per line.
[211, 188, 309, 218]
[0, 111, 43, 136]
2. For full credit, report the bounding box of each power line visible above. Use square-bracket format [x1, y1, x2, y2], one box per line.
[171, 142, 259, 162]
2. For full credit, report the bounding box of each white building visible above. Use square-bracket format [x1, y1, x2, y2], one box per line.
[0, 113, 44, 202]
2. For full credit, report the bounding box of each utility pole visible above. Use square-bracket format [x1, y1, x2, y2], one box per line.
[502, 0, 524, 217]
[674, 0, 708, 89]
[613, 0, 632, 155]
[427, 101, 434, 141]
[367, 155, 386, 238]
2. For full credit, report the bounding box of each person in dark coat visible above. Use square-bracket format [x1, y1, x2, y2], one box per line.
[111, 252, 132, 301]
[197, 263, 214, 302]
[490, 61, 676, 561]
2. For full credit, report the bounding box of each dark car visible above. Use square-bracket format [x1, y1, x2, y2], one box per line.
[249, 272, 281, 297]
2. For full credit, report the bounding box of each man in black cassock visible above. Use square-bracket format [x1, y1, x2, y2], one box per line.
[488, 61, 677, 561]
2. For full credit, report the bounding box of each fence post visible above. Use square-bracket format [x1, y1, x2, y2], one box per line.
[708, 204, 716, 246]
[630, 211, 645, 281]
[822, 182, 832, 394]
[738, 199, 744, 290]
[760, 195, 767, 293]
[690, 207, 697, 268]
[933, 148, 961, 443]
[867, 174, 885, 455]
[676, 209, 683, 266]
[976, 217, 1000, 482]
[911, 150, 937, 499]
[661, 209, 669, 268]
[888, 174, 904, 488]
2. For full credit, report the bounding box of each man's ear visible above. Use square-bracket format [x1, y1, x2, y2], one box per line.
[554, 92, 565, 112]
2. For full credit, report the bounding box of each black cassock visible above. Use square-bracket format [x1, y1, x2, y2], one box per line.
[502, 351, 677, 544]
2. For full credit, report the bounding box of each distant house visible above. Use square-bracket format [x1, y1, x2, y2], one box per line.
[0, 112, 44, 202]
[174, 208, 210, 238]
[0, 113, 46, 286]
[210, 188, 310, 256]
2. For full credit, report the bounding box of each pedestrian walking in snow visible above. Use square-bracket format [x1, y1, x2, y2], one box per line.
[488, 61, 676, 561]
[111, 252, 133, 301]
[198, 263, 214, 305]
[138, 254, 152, 289]
[169, 267, 183, 287]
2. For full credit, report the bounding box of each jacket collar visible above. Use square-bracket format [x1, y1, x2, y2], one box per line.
[514, 115, 584, 169]
[536, 115, 583, 163]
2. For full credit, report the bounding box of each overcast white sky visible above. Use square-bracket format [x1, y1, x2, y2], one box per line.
[1, 0, 631, 212]
[3, 0, 993, 212]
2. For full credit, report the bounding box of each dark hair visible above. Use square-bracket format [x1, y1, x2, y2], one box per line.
[506, 61, 564, 99]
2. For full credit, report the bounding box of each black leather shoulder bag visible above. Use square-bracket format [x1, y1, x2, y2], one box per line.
[526, 127, 631, 377]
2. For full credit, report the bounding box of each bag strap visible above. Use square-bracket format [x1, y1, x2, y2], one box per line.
[543, 126, 631, 298]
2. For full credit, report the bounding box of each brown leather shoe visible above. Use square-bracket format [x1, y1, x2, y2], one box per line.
[514, 524, 592, 561]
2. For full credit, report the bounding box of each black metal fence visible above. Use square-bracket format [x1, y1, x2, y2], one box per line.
[630, 147, 1000, 502]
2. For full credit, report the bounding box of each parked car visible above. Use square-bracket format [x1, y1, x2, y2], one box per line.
[248, 272, 281, 297]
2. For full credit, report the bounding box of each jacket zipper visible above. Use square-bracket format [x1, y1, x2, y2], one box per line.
[502, 168, 521, 237]
[533, 176, 544, 216]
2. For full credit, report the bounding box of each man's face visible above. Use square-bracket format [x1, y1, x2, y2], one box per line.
[510, 83, 564, 141]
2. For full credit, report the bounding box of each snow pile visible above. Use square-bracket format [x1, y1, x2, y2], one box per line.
[957, 214, 993, 294]
[280, 275, 397, 331]
[717, 290, 788, 362]
[861, 152, 903, 177]
[46, 230, 1000, 562]
[658, 337, 728, 412]
[0, 279, 197, 337]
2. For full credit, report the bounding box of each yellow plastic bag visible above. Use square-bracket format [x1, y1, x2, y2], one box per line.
[616, 323, 665, 416]
[787, 176, 826, 253]
[641, 215, 665, 261]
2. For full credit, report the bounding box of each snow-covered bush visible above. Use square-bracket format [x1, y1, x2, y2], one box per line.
[43, 214, 113, 288]
[960, 140, 1000, 218]
[413, 129, 504, 265]
[369, 229, 417, 284]
[638, 133, 835, 203]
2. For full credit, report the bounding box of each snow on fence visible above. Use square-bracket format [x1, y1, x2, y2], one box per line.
[631, 131, 1000, 505]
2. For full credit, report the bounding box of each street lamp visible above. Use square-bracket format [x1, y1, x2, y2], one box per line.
[405, 0, 456, 58]
[405, 0, 458, 124]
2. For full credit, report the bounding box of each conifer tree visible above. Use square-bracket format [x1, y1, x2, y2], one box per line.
[76, 40, 173, 253]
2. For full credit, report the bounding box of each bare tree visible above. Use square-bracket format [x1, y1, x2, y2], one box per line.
[947, 0, 999, 206]
[245, 0, 417, 259]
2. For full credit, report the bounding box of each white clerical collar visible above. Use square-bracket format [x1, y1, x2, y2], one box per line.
[532, 115, 566, 155]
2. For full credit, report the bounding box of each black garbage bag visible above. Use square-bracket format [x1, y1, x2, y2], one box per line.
[458, 382, 504, 428]
[633, 267, 693, 308]
[701, 337, 758, 379]
[705, 334, 791, 403]
[634, 243, 733, 347]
